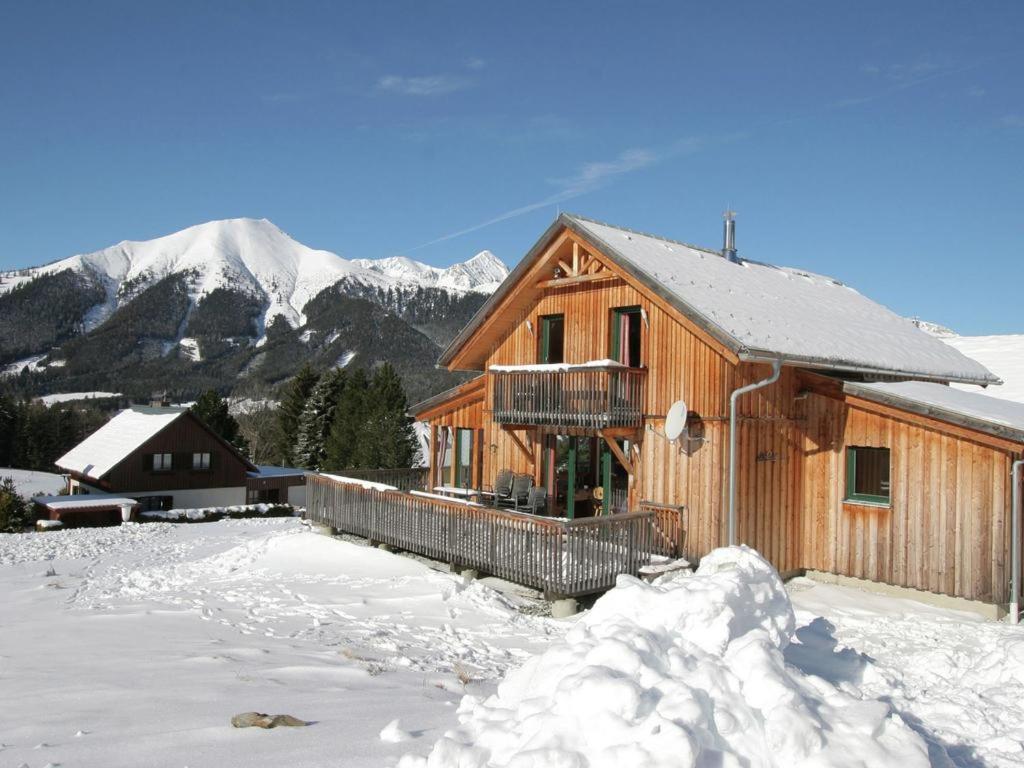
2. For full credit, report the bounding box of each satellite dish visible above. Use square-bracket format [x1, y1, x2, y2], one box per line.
[665, 400, 688, 442]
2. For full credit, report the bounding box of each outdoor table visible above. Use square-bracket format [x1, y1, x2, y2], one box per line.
[432, 486, 482, 501]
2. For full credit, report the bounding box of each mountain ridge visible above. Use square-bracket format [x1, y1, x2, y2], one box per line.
[0, 217, 508, 335]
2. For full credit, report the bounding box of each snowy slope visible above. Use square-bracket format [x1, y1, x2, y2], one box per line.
[0, 219, 508, 333]
[943, 334, 1024, 405]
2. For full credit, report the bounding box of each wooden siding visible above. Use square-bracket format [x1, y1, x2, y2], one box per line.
[421, 222, 1023, 607]
[104, 413, 252, 492]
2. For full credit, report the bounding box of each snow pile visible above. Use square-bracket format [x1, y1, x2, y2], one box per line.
[405, 547, 928, 768]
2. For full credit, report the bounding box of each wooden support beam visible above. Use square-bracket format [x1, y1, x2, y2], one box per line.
[602, 432, 634, 476]
[536, 271, 617, 289]
[504, 427, 535, 468]
[557, 258, 574, 276]
[572, 241, 580, 274]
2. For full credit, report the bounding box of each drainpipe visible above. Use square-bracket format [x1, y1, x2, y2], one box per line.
[1012, 459, 1023, 624]
[728, 357, 782, 546]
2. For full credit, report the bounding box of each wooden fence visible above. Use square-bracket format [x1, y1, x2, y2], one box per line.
[306, 473, 661, 597]
[491, 366, 646, 429]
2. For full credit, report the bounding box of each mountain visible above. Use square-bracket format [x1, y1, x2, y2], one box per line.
[0, 218, 509, 403]
[353, 251, 507, 293]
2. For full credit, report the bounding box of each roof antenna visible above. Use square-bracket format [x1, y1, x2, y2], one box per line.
[722, 208, 738, 263]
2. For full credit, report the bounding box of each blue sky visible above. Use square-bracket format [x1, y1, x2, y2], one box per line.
[1, 1, 1021, 334]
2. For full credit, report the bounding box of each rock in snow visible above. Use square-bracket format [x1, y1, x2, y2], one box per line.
[402, 547, 930, 768]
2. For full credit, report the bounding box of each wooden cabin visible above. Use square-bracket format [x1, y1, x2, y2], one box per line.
[412, 213, 1024, 611]
[54, 407, 306, 516]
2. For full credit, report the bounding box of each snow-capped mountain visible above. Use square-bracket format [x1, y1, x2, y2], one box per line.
[353, 250, 508, 294]
[0, 218, 508, 333]
[0, 218, 506, 402]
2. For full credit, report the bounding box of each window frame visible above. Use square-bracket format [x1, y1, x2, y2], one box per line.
[538, 313, 565, 364]
[610, 305, 643, 367]
[151, 452, 173, 472]
[844, 446, 891, 506]
[192, 452, 212, 471]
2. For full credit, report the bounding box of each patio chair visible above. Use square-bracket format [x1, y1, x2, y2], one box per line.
[503, 474, 532, 509]
[515, 485, 547, 515]
[482, 468, 514, 507]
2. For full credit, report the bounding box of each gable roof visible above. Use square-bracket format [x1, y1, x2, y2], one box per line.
[55, 406, 255, 481]
[439, 213, 999, 386]
[844, 380, 1024, 444]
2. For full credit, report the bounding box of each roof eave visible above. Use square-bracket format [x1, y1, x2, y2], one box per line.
[739, 348, 1002, 387]
[842, 381, 1024, 445]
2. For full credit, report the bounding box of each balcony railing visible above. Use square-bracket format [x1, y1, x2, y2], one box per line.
[490, 364, 646, 429]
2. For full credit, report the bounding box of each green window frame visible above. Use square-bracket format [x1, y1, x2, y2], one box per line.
[845, 446, 891, 505]
[539, 314, 565, 364]
[610, 306, 643, 367]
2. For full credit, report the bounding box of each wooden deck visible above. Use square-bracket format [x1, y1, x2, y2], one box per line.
[306, 473, 673, 597]
[491, 365, 646, 429]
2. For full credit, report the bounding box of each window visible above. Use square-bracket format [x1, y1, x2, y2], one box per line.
[192, 452, 211, 470]
[136, 495, 173, 512]
[248, 487, 280, 504]
[151, 453, 173, 471]
[455, 428, 474, 488]
[611, 306, 643, 367]
[539, 314, 565, 364]
[845, 446, 891, 505]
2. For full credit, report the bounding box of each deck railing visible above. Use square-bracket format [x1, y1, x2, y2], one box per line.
[325, 467, 429, 492]
[490, 365, 646, 429]
[306, 473, 657, 597]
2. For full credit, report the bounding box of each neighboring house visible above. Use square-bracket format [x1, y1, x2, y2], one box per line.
[53, 406, 306, 514]
[410, 212, 1024, 611]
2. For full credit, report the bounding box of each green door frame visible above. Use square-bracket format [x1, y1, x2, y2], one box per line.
[539, 314, 564, 363]
[610, 306, 642, 364]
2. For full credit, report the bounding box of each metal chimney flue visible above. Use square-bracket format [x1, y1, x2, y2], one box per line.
[722, 209, 738, 262]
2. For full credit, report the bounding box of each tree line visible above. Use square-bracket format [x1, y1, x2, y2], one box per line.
[0, 396, 108, 471]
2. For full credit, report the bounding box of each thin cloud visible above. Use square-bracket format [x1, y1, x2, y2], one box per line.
[465, 57, 486, 71]
[378, 74, 474, 96]
[407, 142, 702, 251]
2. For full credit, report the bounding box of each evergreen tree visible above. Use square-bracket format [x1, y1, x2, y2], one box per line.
[361, 363, 417, 469]
[274, 363, 318, 465]
[0, 477, 30, 532]
[323, 367, 370, 470]
[294, 368, 347, 470]
[0, 396, 14, 467]
[191, 390, 248, 454]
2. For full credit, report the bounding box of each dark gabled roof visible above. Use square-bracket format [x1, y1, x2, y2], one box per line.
[56, 406, 256, 480]
[439, 213, 999, 386]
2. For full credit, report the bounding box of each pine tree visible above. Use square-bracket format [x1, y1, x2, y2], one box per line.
[191, 390, 248, 454]
[274, 364, 318, 466]
[323, 367, 369, 470]
[361, 363, 417, 469]
[294, 368, 347, 470]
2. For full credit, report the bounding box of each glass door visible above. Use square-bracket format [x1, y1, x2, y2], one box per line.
[539, 314, 565, 363]
[611, 306, 642, 367]
[455, 428, 474, 489]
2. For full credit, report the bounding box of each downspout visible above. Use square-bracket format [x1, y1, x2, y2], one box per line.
[1012, 459, 1023, 624]
[728, 357, 782, 546]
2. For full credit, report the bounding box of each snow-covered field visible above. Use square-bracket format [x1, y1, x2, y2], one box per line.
[2, 466, 65, 496]
[2, 521, 1022, 767]
[0, 519, 559, 767]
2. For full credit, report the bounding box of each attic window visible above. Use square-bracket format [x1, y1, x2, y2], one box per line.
[845, 446, 890, 505]
[151, 453, 173, 472]
[192, 452, 211, 470]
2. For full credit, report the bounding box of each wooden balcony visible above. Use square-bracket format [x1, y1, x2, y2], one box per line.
[490, 364, 646, 429]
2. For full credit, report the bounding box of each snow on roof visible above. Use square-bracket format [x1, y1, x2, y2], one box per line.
[55, 407, 185, 480]
[559, 215, 998, 385]
[845, 380, 1024, 443]
[249, 465, 308, 479]
[33, 495, 138, 509]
